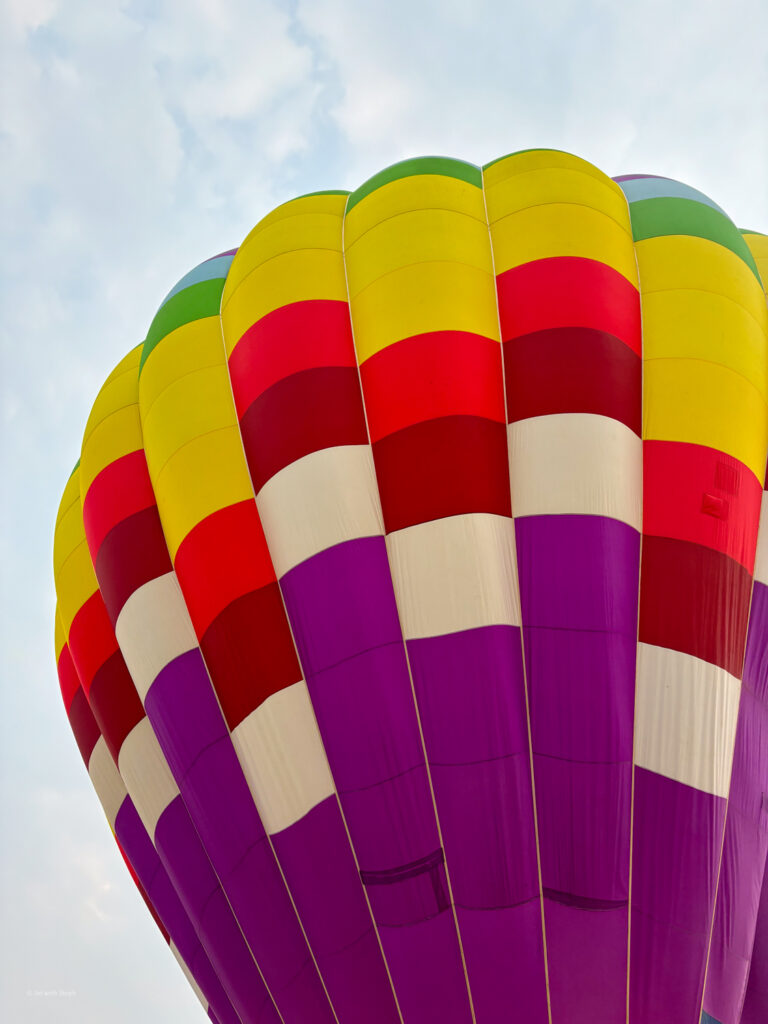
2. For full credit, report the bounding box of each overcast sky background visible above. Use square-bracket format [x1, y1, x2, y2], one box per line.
[1, 1, 767, 1020]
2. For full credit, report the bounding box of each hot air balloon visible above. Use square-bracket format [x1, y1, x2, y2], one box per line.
[53, 150, 768, 1024]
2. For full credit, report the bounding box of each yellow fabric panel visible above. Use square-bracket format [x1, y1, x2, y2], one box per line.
[643, 358, 768, 480]
[82, 350, 141, 448]
[151, 426, 253, 559]
[483, 149, 619, 193]
[742, 233, 768, 295]
[142, 363, 238, 479]
[224, 211, 344, 301]
[79, 405, 143, 497]
[56, 540, 98, 634]
[350, 260, 500, 364]
[484, 167, 629, 230]
[221, 249, 348, 357]
[344, 174, 486, 247]
[139, 318, 224, 417]
[635, 236, 767, 326]
[53, 497, 88, 576]
[346, 208, 493, 299]
[641, 290, 768, 401]
[245, 192, 348, 237]
[490, 203, 638, 284]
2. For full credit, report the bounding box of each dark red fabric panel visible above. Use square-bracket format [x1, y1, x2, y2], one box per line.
[200, 584, 302, 731]
[88, 650, 145, 761]
[644, 441, 762, 572]
[359, 331, 505, 443]
[68, 592, 119, 693]
[503, 327, 642, 433]
[372, 415, 511, 533]
[95, 507, 173, 624]
[174, 501, 275, 637]
[239, 366, 368, 494]
[228, 299, 356, 418]
[82, 450, 155, 561]
[496, 256, 641, 354]
[67, 686, 101, 766]
[639, 536, 752, 676]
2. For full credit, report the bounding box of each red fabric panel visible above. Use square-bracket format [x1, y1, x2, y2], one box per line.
[82, 450, 156, 561]
[359, 331, 505, 443]
[57, 643, 80, 712]
[503, 327, 642, 433]
[200, 584, 302, 731]
[67, 686, 101, 766]
[88, 650, 145, 761]
[68, 591, 119, 693]
[639, 536, 752, 676]
[174, 501, 275, 637]
[496, 256, 641, 354]
[95, 506, 173, 623]
[644, 441, 762, 572]
[239, 365, 368, 494]
[228, 299, 356, 418]
[372, 415, 511, 533]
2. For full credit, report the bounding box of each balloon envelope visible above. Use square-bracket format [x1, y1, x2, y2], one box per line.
[54, 150, 768, 1024]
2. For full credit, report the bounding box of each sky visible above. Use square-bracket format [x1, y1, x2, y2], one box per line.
[1, 0, 767, 1020]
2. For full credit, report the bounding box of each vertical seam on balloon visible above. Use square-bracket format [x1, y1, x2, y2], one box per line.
[85, 377, 286, 1024]
[480, 163, 553, 1024]
[215, 245, 398, 1024]
[697, 325, 768, 1020]
[340, 190, 479, 1024]
[698, 243, 768, 1023]
[54, 583, 246, 1024]
[70, 469, 262, 1024]
[622, 182, 644, 1024]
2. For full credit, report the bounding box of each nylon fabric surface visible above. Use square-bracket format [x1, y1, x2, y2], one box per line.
[53, 153, 768, 1024]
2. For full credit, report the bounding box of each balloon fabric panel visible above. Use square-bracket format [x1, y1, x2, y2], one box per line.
[53, 153, 768, 1024]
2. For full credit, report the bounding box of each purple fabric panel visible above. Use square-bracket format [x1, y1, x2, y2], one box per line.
[279, 537, 473, 1022]
[407, 626, 548, 1022]
[741, 856, 768, 1023]
[153, 794, 281, 1024]
[703, 581, 768, 1024]
[114, 797, 240, 1024]
[146, 649, 335, 1024]
[630, 768, 726, 1024]
[743, 581, 768, 704]
[378, 913, 474, 1024]
[544, 899, 628, 1024]
[456, 902, 547, 1024]
[271, 797, 401, 1024]
[515, 514, 638, 1021]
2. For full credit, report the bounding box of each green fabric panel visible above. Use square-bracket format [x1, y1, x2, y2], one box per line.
[741, 228, 766, 236]
[140, 278, 225, 373]
[630, 197, 761, 281]
[69, 459, 80, 479]
[346, 156, 482, 212]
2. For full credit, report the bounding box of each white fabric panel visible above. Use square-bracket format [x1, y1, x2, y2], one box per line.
[231, 681, 335, 834]
[752, 492, 768, 586]
[387, 513, 522, 639]
[508, 413, 642, 529]
[88, 736, 126, 830]
[256, 445, 384, 577]
[634, 643, 741, 797]
[116, 572, 198, 702]
[118, 718, 180, 840]
[169, 941, 208, 1011]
